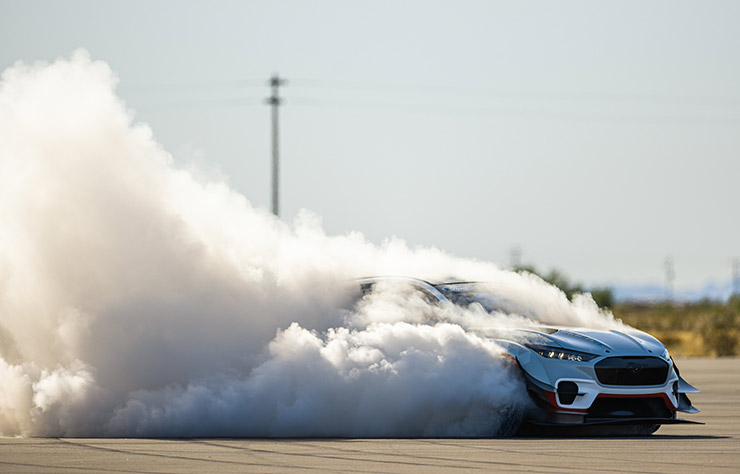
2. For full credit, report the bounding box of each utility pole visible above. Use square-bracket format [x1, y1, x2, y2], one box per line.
[732, 258, 739, 298]
[266, 73, 286, 216]
[509, 245, 522, 270]
[664, 257, 675, 303]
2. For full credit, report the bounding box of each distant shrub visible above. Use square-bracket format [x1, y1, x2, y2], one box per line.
[590, 287, 615, 309]
[701, 311, 739, 356]
[614, 300, 740, 357]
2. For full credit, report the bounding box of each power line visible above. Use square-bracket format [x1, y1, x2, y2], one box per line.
[117, 76, 740, 125]
[288, 97, 740, 126]
[120, 78, 267, 93]
[289, 77, 740, 108]
[126, 94, 740, 126]
[120, 76, 740, 111]
[128, 97, 263, 110]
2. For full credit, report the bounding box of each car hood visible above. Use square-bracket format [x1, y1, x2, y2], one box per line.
[512, 326, 668, 358]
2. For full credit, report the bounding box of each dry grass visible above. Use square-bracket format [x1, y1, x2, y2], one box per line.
[613, 297, 740, 357]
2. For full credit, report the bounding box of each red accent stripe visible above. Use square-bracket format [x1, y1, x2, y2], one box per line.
[595, 392, 677, 410]
[543, 391, 677, 412]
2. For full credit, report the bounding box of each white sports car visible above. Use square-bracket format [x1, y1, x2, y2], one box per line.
[357, 277, 701, 435]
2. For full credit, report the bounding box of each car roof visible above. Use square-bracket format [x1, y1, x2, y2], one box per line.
[355, 276, 455, 306]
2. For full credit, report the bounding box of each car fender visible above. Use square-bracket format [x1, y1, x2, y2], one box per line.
[496, 340, 552, 388]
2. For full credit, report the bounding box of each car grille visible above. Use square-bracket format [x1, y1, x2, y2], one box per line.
[594, 357, 669, 386]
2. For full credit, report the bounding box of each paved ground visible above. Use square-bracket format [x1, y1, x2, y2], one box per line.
[0, 358, 737, 474]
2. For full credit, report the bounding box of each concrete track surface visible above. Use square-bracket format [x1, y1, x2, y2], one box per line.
[1, 358, 737, 474]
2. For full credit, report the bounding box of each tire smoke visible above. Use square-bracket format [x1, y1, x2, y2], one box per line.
[0, 51, 620, 437]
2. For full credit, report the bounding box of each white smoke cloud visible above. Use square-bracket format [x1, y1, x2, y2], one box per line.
[0, 50, 621, 437]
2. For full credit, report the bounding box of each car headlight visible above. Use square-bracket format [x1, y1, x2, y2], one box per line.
[526, 344, 597, 362]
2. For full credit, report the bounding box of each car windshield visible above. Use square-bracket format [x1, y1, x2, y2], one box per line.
[441, 290, 500, 312]
[435, 283, 540, 321]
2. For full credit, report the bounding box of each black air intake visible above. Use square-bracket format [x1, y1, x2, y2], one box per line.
[557, 381, 579, 405]
[594, 357, 669, 386]
[587, 397, 672, 419]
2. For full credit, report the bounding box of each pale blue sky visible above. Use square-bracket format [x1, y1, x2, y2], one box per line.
[2, 0, 739, 292]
